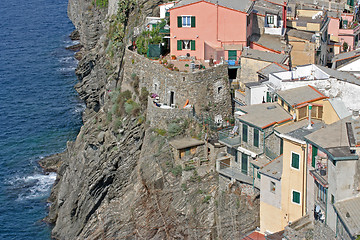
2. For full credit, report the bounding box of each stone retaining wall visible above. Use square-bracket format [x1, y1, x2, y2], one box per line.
[122, 49, 232, 124]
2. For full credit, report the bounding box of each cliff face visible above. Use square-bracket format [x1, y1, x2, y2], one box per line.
[46, 0, 260, 239]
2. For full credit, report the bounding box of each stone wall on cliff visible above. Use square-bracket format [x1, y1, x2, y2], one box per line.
[44, 0, 261, 239]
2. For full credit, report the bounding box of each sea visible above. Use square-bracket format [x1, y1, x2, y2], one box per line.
[0, 0, 83, 239]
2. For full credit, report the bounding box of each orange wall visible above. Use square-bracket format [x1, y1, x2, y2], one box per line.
[169, 1, 249, 60]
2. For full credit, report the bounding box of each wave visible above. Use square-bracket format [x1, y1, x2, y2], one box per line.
[73, 102, 86, 115]
[8, 173, 57, 201]
[58, 67, 76, 72]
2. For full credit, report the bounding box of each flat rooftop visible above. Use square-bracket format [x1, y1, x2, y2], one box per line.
[237, 103, 291, 129]
[249, 34, 288, 53]
[257, 62, 288, 79]
[169, 137, 204, 150]
[241, 48, 288, 64]
[276, 85, 326, 107]
[259, 155, 283, 180]
[275, 119, 325, 141]
[334, 196, 360, 237]
[305, 116, 358, 160]
[172, 0, 254, 13]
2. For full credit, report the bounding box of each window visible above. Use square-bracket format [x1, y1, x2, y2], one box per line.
[185, 147, 191, 156]
[312, 145, 318, 168]
[242, 124, 248, 142]
[228, 50, 237, 61]
[177, 16, 195, 28]
[217, 86, 222, 94]
[281, 99, 284, 106]
[291, 152, 300, 169]
[331, 194, 335, 205]
[254, 128, 259, 147]
[270, 181, 276, 193]
[241, 153, 248, 174]
[177, 40, 195, 50]
[292, 190, 301, 204]
[257, 170, 261, 179]
[287, 104, 291, 112]
[267, 15, 274, 24]
[316, 182, 327, 204]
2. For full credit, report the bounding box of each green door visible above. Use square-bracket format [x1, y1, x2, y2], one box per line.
[241, 153, 248, 174]
[228, 50, 237, 61]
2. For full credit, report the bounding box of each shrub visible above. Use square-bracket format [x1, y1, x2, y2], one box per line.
[154, 128, 167, 136]
[114, 119, 122, 130]
[96, 0, 108, 8]
[107, 112, 113, 122]
[185, 63, 189, 67]
[203, 195, 211, 204]
[184, 165, 195, 171]
[168, 123, 182, 137]
[171, 165, 182, 177]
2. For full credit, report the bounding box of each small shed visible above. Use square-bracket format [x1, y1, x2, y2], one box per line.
[169, 137, 205, 166]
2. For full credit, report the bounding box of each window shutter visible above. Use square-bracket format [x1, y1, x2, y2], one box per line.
[242, 124, 248, 142]
[191, 16, 196, 27]
[177, 16, 182, 28]
[190, 40, 195, 50]
[291, 152, 300, 169]
[312, 146, 318, 168]
[292, 191, 300, 204]
[177, 40, 182, 50]
[254, 128, 259, 147]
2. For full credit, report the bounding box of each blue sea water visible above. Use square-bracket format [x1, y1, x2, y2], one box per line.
[0, 0, 83, 239]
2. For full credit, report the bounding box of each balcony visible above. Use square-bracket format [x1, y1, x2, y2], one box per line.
[264, 21, 284, 36]
[218, 127, 241, 148]
[216, 155, 253, 184]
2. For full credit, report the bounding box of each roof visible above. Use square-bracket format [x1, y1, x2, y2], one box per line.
[241, 48, 288, 64]
[250, 34, 288, 53]
[287, 28, 315, 41]
[242, 231, 266, 240]
[171, 0, 254, 13]
[250, 154, 271, 168]
[276, 85, 327, 108]
[332, 49, 360, 63]
[305, 116, 359, 160]
[237, 103, 291, 129]
[253, 0, 284, 16]
[245, 81, 263, 88]
[169, 137, 204, 150]
[259, 155, 283, 180]
[328, 98, 351, 119]
[334, 196, 360, 237]
[275, 119, 325, 142]
[257, 62, 288, 79]
[316, 65, 360, 86]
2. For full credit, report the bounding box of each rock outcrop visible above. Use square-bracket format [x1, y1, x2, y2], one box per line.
[45, 0, 260, 239]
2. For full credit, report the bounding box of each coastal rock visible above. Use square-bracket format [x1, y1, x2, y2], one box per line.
[43, 0, 261, 239]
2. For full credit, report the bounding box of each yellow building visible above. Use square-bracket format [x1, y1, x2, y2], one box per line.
[259, 85, 341, 234]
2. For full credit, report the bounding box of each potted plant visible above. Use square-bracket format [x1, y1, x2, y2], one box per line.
[171, 55, 176, 60]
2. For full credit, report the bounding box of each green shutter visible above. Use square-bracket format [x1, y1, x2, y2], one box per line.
[254, 128, 259, 147]
[266, 92, 272, 102]
[228, 50, 237, 61]
[280, 138, 283, 155]
[177, 16, 182, 28]
[191, 16, 196, 27]
[291, 152, 300, 169]
[177, 40, 182, 50]
[292, 191, 300, 204]
[190, 40, 195, 50]
[241, 153, 248, 174]
[242, 124, 248, 142]
[312, 145, 318, 168]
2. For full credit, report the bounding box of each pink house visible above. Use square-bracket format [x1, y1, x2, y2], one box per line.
[328, 12, 360, 52]
[168, 0, 255, 61]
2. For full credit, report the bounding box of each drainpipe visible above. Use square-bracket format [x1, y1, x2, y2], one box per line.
[283, 1, 287, 32]
[306, 104, 313, 129]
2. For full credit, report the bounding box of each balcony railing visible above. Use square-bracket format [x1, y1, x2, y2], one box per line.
[216, 157, 253, 184]
[218, 127, 241, 147]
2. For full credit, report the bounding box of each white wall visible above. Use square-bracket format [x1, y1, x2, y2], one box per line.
[338, 58, 360, 72]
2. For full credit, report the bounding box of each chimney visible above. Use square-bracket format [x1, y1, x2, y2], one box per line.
[329, 0, 332, 11]
[307, 104, 313, 129]
[352, 110, 359, 120]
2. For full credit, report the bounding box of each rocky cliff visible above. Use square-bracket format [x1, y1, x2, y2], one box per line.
[43, 0, 260, 239]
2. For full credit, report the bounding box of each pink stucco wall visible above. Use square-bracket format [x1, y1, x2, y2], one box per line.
[169, 1, 250, 60]
[328, 14, 359, 51]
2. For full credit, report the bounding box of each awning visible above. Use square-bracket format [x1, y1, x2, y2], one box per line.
[237, 146, 257, 158]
